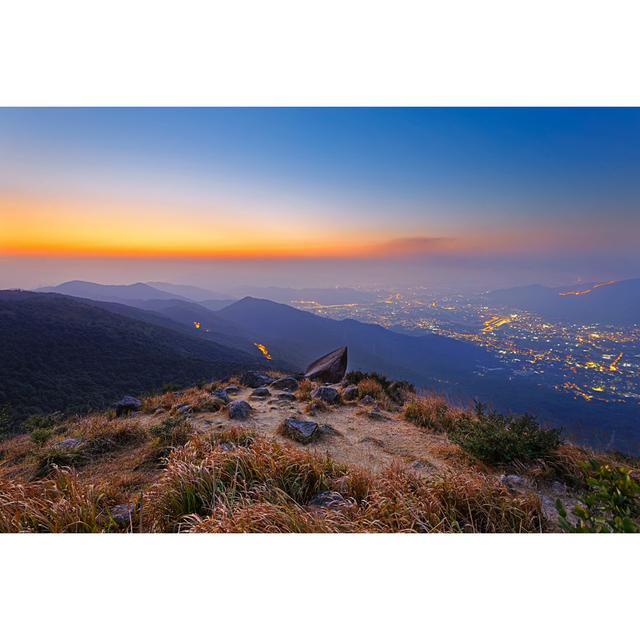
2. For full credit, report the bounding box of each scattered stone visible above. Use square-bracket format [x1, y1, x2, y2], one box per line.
[411, 460, 431, 471]
[499, 474, 534, 490]
[308, 491, 349, 510]
[341, 384, 358, 401]
[319, 423, 343, 437]
[114, 395, 141, 417]
[281, 417, 319, 444]
[251, 386, 271, 399]
[551, 481, 567, 495]
[153, 408, 165, 415]
[240, 371, 274, 388]
[360, 394, 375, 405]
[368, 407, 390, 421]
[110, 503, 135, 526]
[175, 403, 192, 414]
[219, 442, 235, 452]
[224, 384, 240, 395]
[304, 346, 348, 384]
[55, 437, 83, 450]
[311, 386, 340, 404]
[270, 376, 299, 391]
[228, 400, 252, 420]
[212, 389, 230, 404]
[277, 392, 296, 401]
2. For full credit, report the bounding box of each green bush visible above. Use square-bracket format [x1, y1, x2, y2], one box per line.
[23, 412, 64, 432]
[556, 461, 640, 533]
[450, 403, 561, 465]
[30, 427, 55, 446]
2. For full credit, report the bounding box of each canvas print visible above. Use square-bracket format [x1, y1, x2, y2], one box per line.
[1, 107, 638, 533]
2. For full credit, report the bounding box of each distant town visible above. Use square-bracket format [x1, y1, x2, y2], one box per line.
[291, 288, 640, 408]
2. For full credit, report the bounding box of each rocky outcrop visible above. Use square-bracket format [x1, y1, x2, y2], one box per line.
[311, 386, 340, 404]
[280, 417, 319, 444]
[228, 400, 252, 420]
[114, 395, 141, 417]
[304, 346, 347, 384]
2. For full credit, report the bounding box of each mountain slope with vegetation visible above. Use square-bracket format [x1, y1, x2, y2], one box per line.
[0, 291, 263, 425]
[0, 370, 637, 533]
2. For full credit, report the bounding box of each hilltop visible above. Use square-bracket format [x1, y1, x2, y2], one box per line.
[1, 370, 637, 533]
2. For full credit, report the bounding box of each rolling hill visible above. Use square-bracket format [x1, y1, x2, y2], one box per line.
[0, 290, 264, 423]
[484, 278, 640, 324]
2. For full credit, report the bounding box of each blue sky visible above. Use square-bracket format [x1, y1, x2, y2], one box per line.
[1, 108, 639, 289]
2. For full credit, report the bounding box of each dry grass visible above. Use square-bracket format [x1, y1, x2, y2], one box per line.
[0, 467, 129, 533]
[304, 398, 330, 415]
[357, 378, 384, 400]
[404, 395, 461, 433]
[296, 378, 314, 402]
[143, 429, 544, 533]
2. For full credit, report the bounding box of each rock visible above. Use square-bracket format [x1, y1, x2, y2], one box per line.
[219, 442, 235, 452]
[228, 400, 252, 420]
[311, 386, 340, 404]
[175, 403, 192, 414]
[250, 386, 271, 398]
[153, 408, 165, 415]
[551, 481, 567, 495]
[276, 392, 296, 401]
[281, 417, 319, 444]
[212, 389, 230, 404]
[114, 395, 141, 417]
[270, 376, 299, 391]
[411, 460, 430, 471]
[308, 491, 349, 510]
[55, 437, 83, 450]
[110, 503, 135, 525]
[499, 474, 533, 490]
[360, 394, 375, 405]
[368, 407, 390, 421]
[224, 384, 240, 395]
[341, 384, 358, 401]
[304, 346, 348, 384]
[240, 371, 274, 388]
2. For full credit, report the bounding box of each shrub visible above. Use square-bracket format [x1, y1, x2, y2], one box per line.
[33, 445, 88, 478]
[344, 371, 415, 402]
[404, 396, 458, 433]
[0, 405, 14, 439]
[449, 403, 561, 465]
[150, 415, 194, 448]
[296, 379, 314, 402]
[556, 461, 640, 533]
[30, 427, 54, 446]
[23, 412, 64, 432]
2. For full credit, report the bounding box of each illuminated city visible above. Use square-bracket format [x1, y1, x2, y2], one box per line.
[291, 288, 640, 408]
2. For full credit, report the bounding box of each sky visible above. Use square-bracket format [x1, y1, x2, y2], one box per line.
[1, 108, 639, 291]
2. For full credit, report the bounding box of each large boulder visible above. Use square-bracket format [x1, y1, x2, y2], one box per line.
[228, 400, 252, 420]
[304, 346, 348, 384]
[280, 417, 319, 444]
[311, 386, 340, 404]
[240, 371, 274, 388]
[270, 376, 299, 391]
[114, 395, 141, 417]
